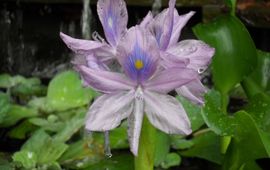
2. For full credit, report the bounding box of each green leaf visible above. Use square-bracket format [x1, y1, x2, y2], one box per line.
[53, 109, 86, 142]
[177, 96, 204, 131]
[46, 71, 94, 111]
[0, 153, 14, 170]
[170, 136, 194, 150]
[28, 97, 52, 113]
[0, 74, 12, 88]
[83, 153, 134, 170]
[28, 117, 64, 132]
[0, 92, 10, 123]
[223, 111, 270, 169]
[160, 153, 181, 169]
[154, 130, 170, 166]
[10, 78, 46, 98]
[181, 131, 223, 164]
[59, 140, 103, 169]
[250, 50, 270, 92]
[193, 15, 257, 94]
[224, 0, 237, 15]
[109, 124, 129, 149]
[8, 120, 36, 139]
[42, 162, 62, 170]
[245, 93, 270, 132]
[12, 150, 37, 169]
[202, 90, 237, 136]
[22, 130, 68, 164]
[0, 105, 38, 127]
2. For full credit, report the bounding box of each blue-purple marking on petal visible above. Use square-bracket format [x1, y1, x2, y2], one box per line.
[124, 43, 156, 84]
[103, 2, 118, 46]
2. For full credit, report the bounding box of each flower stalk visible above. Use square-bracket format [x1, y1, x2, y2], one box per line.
[135, 116, 156, 170]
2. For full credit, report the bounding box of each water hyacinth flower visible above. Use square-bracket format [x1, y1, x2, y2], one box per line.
[59, 0, 214, 157]
[60, 0, 128, 69]
[77, 26, 197, 155]
[141, 0, 215, 105]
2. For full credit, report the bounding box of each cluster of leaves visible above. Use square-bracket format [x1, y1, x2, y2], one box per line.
[0, 71, 135, 170]
[185, 2, 270, 168]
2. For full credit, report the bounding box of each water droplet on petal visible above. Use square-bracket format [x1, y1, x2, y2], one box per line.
[104, 131, 112, 158]
[185, 46, 197, 53]
[198, 68, 206, 74]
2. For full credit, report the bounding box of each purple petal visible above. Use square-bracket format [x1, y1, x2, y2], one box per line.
[143, 67, 197, 93]
[78, 65, 135, 93]
[144, 90, 192, 135]
[160, 51, 190, 68]
[167, 40, 215, 71]
[85, 91, 134, 131]
[97, 0, 128, 47]
[128, 87, 144, 156]
[176, 79, 207, 105]
[159, 0, 175, 50]
[117, 26, 160, 83]
[150, 0, 175, 50]
[139, 11, 153, 28]
[60, 32, 106, 55]
[85, 54, 109, 70]
[168, 11, 195, 47]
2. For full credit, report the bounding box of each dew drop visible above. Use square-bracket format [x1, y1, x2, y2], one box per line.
[104, 131, 112, 158]
[198, 68, 206, 74]
[185, 46, 197, 53]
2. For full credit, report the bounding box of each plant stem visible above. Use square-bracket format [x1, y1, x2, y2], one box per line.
[135, 116, 156, 170]
[220, 93, 231, 154]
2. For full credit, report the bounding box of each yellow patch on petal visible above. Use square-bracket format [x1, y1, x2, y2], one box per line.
[135, 60, 144, 70]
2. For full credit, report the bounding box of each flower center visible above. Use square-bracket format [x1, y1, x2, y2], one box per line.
[135, 60, 144, 70]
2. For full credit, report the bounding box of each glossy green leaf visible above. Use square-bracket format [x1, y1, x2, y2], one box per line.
[250, 50, 270, 92]
[12, 150, 37, 169]
[46, 71, 94, 111]
[181, 131, 223, 164]
[202, 90, 237, 136]
[0, 105, 38, 127]
[154, 130, 170, 166]
[160, 153, 181, 169]
[223, 111, 270, 169]
[245, 93, 270, 132]
[83, 153, 134, 170]
[177, 96, 204, 131]
[193, 15, 257, 94]
[22, 130, 68, 164]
